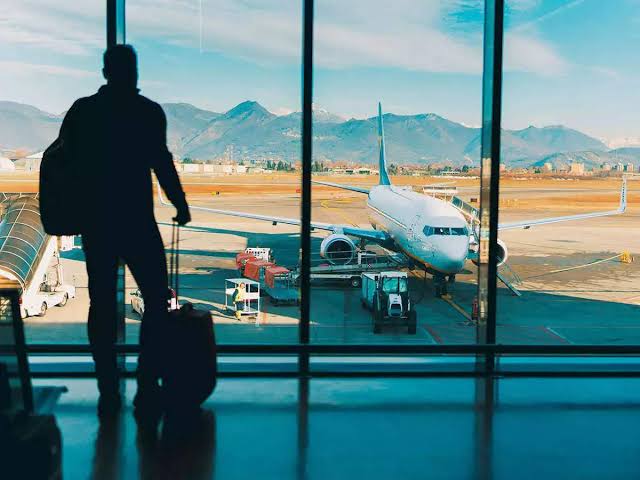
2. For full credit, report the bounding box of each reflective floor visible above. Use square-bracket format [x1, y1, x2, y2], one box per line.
[30, 377, 640, 480]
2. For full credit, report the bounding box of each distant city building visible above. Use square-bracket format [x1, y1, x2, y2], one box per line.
[601, 162, 612, 171]
[625, 163, 635, 172]
[499, 164, 507, 172]
[615, 162, 625, 171]
[569, 162, 585, 176]
[543, 162, 553, 173]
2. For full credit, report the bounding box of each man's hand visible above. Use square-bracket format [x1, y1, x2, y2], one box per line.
[173, 205, 191, 226]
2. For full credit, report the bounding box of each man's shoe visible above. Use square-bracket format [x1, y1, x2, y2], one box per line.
[97, 393, 122, 419]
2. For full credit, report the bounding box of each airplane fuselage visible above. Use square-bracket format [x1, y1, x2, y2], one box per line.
[367, 185, 470, 275]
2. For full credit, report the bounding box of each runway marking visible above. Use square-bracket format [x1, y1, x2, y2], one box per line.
[542, 326, 572, 344]
[424, 325, 444, 344]
[522, 253, 625, 280]
[441, 294, 472, 321]
[320, 198, 360, 227]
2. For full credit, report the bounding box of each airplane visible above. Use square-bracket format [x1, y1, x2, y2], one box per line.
[158, 103, 628, 297]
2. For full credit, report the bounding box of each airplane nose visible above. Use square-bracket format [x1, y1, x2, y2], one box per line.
[431, 237, 468, 273]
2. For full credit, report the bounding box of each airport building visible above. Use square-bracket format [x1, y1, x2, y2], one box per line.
[1, 2, 639, 479]
[569, 162, 585, 176]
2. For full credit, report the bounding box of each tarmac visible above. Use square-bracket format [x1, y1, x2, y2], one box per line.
[24, 178, 640, 345]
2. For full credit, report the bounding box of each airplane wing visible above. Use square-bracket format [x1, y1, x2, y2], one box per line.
[312, 180, 369, 194]
[498, 177, 627, 231]
[156, 184, 390, 244]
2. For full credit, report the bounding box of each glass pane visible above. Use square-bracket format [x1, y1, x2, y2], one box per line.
[0, 1, 104, 343]
[126, 0, 302, 344]
[311, 1, 485, 344]
[497, 1, 640, 343]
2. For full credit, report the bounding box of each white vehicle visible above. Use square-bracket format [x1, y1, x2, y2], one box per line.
[361, 272, 416, 334]
[0, 196, 76, 318]
[130, 287, 179, 317]
[244, 247, 272, 262]
[20, 246, 76, 318]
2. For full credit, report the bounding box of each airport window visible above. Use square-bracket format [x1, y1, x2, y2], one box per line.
[1, 1, 638, 376]
[496, 1, 639, 345]
[0, 1, 105, 344]
[310, 0, 484, 344]
[126, 0, 302, 345]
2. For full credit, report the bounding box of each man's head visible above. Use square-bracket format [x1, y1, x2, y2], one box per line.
[103, 44, 138, 89]
[239, 283, 245, 288]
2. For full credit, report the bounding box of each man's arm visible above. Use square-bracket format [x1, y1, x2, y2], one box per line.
[152, 105, 190, 224]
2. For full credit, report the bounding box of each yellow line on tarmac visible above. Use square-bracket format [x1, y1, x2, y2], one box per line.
[320, 199, 360, 227]
[441, 294, 472, 321]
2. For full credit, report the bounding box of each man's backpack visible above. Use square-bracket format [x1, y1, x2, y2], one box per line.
[39, 138, 84, 235]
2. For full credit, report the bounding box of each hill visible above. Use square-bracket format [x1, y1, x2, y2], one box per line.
[0, 99, 626, 169]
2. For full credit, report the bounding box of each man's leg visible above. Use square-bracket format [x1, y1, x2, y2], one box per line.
[123, 225, 169, 412]
[83, 235, 120, 406]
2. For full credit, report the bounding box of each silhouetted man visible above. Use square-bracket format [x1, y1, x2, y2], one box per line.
[59, 45, 190, 419]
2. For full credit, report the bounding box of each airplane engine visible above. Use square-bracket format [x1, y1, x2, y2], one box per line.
[470, 238, 508, 266]
[320, 234, 357, 265]
[496, 239, 508, 266]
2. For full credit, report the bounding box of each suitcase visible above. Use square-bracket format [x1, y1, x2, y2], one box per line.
[163, 224, 217, 412]
[0, 413, 62, 480]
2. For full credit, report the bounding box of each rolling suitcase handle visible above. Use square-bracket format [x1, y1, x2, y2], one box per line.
[169, 222, 180, 302]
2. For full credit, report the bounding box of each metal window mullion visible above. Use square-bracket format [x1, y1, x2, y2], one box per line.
[299, 0, 314, 376]
[107, 0, 127, 382]
[107, 0, 125, 47]
[477, 0, 504, 371]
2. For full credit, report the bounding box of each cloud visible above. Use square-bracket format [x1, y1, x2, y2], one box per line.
[504, 32, 568, 76]
[510, 0, 585, 32]
[0, 0, 104, 55]
[1, 0, 567, 78]
[0, 60, 97, 78]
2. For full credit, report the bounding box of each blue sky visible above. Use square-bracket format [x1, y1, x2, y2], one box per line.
[1, 0, 638, 142]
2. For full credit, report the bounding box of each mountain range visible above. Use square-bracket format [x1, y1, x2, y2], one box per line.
[1, 99, 638, 169]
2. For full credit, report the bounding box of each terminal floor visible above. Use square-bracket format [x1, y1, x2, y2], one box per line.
[28, 377, 640, 480]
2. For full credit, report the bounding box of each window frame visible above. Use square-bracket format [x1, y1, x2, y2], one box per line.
[20, 0, 640, 378]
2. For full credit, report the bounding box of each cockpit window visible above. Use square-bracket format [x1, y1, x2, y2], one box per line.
[424, 226, 469, 237]
[451, 227, 469, 236]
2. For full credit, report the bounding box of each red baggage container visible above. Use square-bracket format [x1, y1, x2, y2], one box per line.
[243, 259, 275, 282]
[264, 266, 290, 289]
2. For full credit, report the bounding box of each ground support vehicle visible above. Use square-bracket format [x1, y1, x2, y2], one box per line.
[264, 266, 299, 306]
[235, 248, 272, 275]
[293, 251, 409, 288]
[361, 271, 417, 334]
[243, 258, 276, 290]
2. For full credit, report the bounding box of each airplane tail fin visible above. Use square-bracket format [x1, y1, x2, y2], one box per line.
[377, 102, 391, 186]
[620, 175, 628, 212]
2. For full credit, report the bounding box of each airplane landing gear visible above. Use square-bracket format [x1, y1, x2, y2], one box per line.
[434, 275, 448, 297]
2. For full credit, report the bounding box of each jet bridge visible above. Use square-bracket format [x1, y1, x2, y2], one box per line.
[0, 195, 50, 291]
